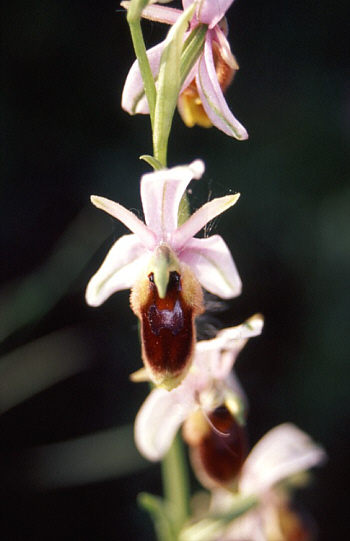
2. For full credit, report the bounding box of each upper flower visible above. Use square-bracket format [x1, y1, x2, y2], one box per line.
[121, 0, 248, 139]
[86, 160, 242, 389]
[86, 159, 241, 307]
[134, 314, 263, 460]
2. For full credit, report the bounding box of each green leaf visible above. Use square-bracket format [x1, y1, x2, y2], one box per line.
[140, 154, 165, 171]
[153, 2, 195, 166]
[138, 492, 178, 541]
[180, 24, 207, 87]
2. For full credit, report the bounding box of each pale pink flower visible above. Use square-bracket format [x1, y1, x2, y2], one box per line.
[200, 424, 327, 541]
[86, 159, 241, 306]
[121, 0, 248, 139]
[86, 160, 242, 389]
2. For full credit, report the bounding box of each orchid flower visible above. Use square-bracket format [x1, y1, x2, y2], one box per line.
[121, 0, 248, 139]
[181, 424, 326, 541]
[134, 314, 264, 460]
[86, 160, 242, 389]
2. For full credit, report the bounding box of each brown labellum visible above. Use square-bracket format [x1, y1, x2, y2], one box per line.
[130, 260, 204, 390]
[187, 405, 247, 488]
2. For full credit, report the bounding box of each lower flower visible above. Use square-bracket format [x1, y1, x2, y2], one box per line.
[180, 424, 326, 541]
[134, 315, 263, 460]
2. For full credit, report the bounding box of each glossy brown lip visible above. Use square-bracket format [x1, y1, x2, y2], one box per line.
[140, 271, 195, 378]
[193, 405, 247, 486]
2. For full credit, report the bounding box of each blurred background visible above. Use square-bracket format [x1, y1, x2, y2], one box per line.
[1, 0, 349, 539]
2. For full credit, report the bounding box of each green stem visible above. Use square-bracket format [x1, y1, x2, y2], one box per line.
[161, 433, 190, 530]
[153, 130, 167, 167]
[127, 4, 157, 128]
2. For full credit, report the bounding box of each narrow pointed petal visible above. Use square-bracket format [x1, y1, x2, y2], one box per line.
[179, 235, 241, 299]
[213, 25, 239, 70]
[183, 0, 234, 28]
[121, 1, 182, 25]
[173, 192, 239, 250]
[85, 234, 148, 306]
[91, 195, 156, 250]
[239, 424, 327, 495]
[121, 42, 165, 115]
[197, 34, 248, 139]
[196, 315, 264, 379]
[134, 387, 195, 461]
[141, 160, 204, 240]
[218, 314, 264, 344]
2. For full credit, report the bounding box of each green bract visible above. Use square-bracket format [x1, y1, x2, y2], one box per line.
[153, 3, 195, 165]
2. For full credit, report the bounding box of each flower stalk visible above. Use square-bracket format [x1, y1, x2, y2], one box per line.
[126, 0, 157, 126]
[153, 2, 196, 166]
[161, 433, 190, 531]
[86, 2, 327, 540]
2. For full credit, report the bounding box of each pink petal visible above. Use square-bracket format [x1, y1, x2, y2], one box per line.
[213, 25, 239, 70]
[173, 192, 240, 250]
[217, 314, 264, 344]
[140, 3, 182, 25]
[121, 42, 165, 115]
[179, 235, 242, 299]
[141, 160, 205, 241]
[90, 195, 156, 250]
[121, 1, 182, 25]
[182, 0, 234, 28]
[85, 234, 149, 306]
[239, 424, 327, 495]
[134, 386, 195, 461]
[196, 34, 248, 139]
[196, 315, 263, 379]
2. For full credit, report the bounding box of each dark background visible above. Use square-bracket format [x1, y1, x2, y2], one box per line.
[1, 0, 349, 539]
